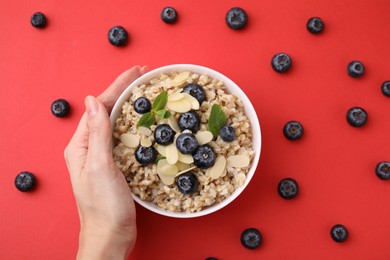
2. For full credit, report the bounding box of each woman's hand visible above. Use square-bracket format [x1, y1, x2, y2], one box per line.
[64, 65, 147, 259]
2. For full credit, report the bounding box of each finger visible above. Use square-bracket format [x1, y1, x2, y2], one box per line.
[84, 96, 113, 163]
[64, 113, 89, 181]
[97, 65, 148, 113]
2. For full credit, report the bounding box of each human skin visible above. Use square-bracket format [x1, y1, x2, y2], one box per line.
[64, 65, 147, 259]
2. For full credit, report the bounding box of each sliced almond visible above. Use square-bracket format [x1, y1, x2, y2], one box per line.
[168, 91, 185, 102]
[120, 133, 139, 148]
[175, 161, 191, 171]
[205, 168, 212, 177]
[178, 152, 194, 164]
[168, 116, 181, 133]
[208, 141, 219, 150]
[173, 71, 190, 83]
[209, 156, 227, 179]
[140, 136, 152, 147]
[195, 131, 213, 145]
[182, 129, 192, 134]
[227, 155, 250, 168]
[155, 145, 167, 157]
[138, 126, 152, 136]
[166, 144, 178, 165]
[158, 174, 175, 185]
[157, 159, 169, 169]
[166, 98, 192, 113]
[175, 165, 197, 177]
[160, 164, 179, 176]
[157, 159, 177, 185]
[182, 93, 200, 110]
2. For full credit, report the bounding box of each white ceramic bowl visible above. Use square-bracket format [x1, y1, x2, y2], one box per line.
[110, 64, 261, 218]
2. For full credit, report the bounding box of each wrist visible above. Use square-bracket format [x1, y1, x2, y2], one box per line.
[77, 225, 136, 260]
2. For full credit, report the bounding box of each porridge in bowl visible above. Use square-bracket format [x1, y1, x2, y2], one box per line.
[112, 70, 255, 213]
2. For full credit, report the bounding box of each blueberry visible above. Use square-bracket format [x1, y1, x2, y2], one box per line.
[375, 161, 390, 180]
[51, 99, 70, 117]
[183, 83, 206, 105]
[15, 171, 36, 192]
[347, 60, 365, 78]
[178, 111, 201, 133]
[225, 7, 248, 30]
[108, 26, 128, 47]
[176, 133, 198, 154]
[271, 53, 292, 73]
[346, 107, 367, 127]
[306, 17, 324, 34]
[240, 228, 262, 249]
[330, 224, 348, 242]
[161, 7, 178, 24]
[278, 178, 299, 199]
[176, 172, 199, 195]
[283, 121, 304, 140]
[381, 81, 390, 97]
[31, 12, 47, 28]
[193, 145, 216, 169]
[154, 124, 176, 145]
[135, 146, 157, 165]
[219, 125, 236, 142]
[134, 97, 151, 114]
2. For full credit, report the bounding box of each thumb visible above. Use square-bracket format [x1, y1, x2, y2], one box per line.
[85, 95, 113, 162]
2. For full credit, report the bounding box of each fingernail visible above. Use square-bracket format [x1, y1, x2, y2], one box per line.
[85, 96, 98, 115]
[140, 65, 148, 74]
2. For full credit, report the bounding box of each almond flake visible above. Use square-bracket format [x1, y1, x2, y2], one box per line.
[157, 159, 169, 169]
[120, 133, 139, 148]
[166, 99, 192, 113]
[208, 141, 219, 150]
[209, 156, 227, 179]
[158, 174, 175, 186]
[168, 91, 185, 102]
[175, 166, 197, 177]
[138, 126, 152, 136]
[157, 160, 175, 184]
[195, 131, 213, 145]
[140, 136, 152, 147]
[166, 144, 178, 165]
[175, 161, 191, 171]
[227, 155, 250, 168]
[156, 145, 167, 157]
[168, 116, 181, 133]
[182, 93, 200, 110]
[173, 71, 190, 83]
[178, 152, 194, 164]
[160, 164, 179, 176]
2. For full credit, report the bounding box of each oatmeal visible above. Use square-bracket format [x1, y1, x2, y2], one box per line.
[112, 71, 255, 213]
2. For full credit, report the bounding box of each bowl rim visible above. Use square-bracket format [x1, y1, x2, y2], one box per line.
[110, 64, 262, 218]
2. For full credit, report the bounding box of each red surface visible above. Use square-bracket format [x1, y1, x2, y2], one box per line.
[1, 0, 390, 259]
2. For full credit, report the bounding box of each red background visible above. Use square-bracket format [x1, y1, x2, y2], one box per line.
[1, 0, 390, 259]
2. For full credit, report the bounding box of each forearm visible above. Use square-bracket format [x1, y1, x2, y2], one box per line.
[77, 226, 136, 260]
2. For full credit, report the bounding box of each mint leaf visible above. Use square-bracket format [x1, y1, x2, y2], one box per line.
[153, 91, 168, 111]
[208, 104, 227, 138]
[137, 112, 155, 128]
[155, 109, 171, 119]
[163, 110, 171, 118]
